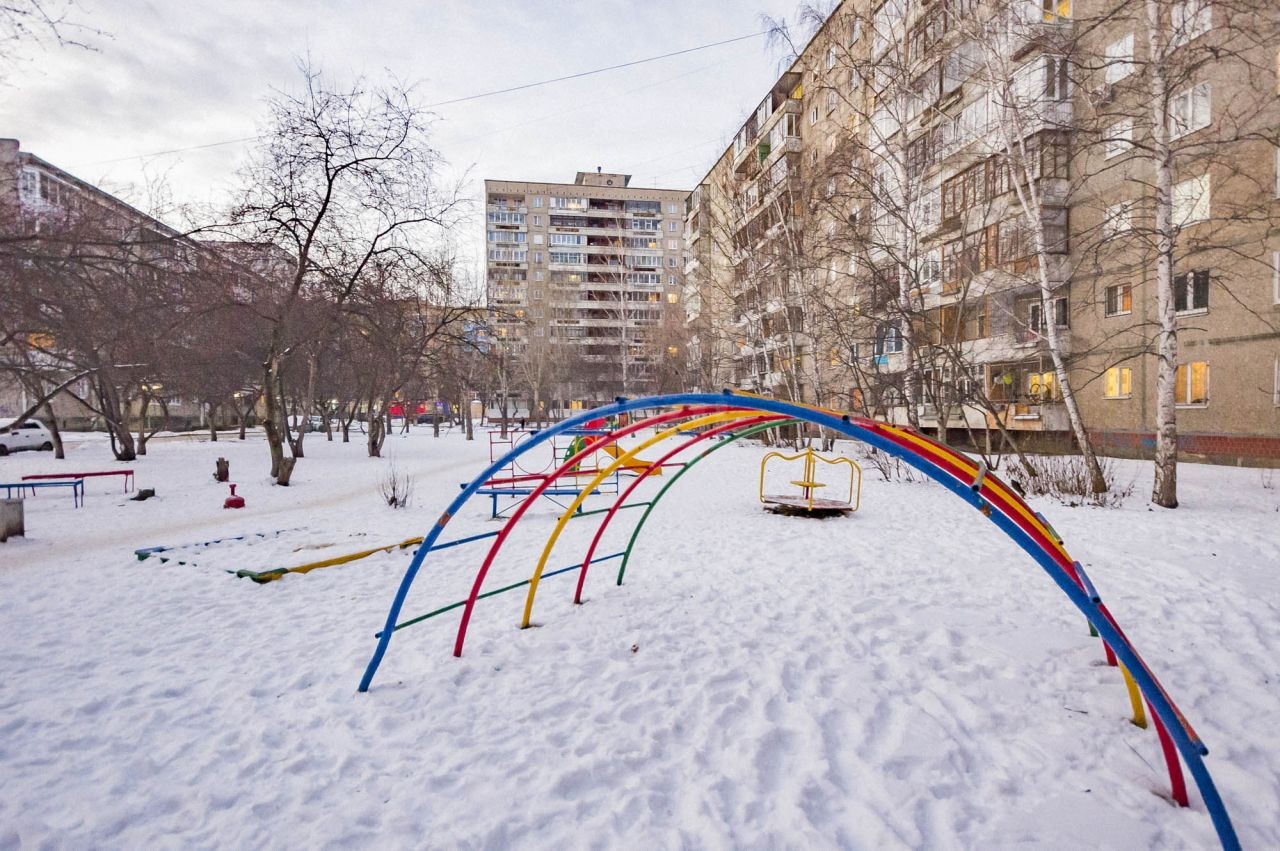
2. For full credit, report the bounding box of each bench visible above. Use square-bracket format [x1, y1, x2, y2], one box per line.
[473, 486, 604, 519]
[22, 469, 134, 492]
[1, 479, 85, 508]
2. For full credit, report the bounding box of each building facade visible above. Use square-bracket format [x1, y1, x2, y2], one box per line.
[485, 171, 688, 412]
[0, 138, 261, 432]
[684, 0, 1280, 465]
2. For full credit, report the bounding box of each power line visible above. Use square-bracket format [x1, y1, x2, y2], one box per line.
[79, 30, 769, 167]
[424, 30, 767, 108]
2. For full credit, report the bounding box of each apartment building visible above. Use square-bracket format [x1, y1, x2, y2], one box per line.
[0, 138, 261, 431]
[684, 0, 1280, 465]
[485, 171, 688, 410]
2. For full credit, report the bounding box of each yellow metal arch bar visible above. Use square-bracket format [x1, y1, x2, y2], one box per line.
[520, 410, 757, 628]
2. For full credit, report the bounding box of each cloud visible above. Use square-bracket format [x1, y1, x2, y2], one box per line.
[1, 0, 805, 266]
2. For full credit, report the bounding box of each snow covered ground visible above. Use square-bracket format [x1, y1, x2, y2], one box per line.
[1, 426, 1277, 849]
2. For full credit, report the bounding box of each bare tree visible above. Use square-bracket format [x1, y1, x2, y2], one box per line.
[230, 61, 464, 484]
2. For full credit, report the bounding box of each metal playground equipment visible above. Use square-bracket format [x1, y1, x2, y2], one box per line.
[356, 391, 1240, 850]
[758, 446, 861, 516]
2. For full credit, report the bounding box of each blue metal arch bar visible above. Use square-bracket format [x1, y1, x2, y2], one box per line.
[357, 391, 1238, 850]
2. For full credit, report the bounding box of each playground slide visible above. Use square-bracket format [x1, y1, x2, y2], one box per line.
[598, 442, 661, 475]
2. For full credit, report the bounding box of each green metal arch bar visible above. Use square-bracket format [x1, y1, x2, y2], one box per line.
[617, 418, 798, 586]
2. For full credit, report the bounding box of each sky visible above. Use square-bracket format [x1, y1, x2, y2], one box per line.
[1, 0, 822, 274]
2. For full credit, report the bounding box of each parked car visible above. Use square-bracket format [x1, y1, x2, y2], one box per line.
[0, 419, 55, 455]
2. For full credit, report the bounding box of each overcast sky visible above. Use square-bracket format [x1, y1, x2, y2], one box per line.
[2, 0, 820, 272]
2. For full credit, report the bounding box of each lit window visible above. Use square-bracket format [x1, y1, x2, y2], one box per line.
[666, 292, 679, 304]
[1042, 0, 1071, 23]
[1103, 367, 1132, 399]
[1104, 283, 1132, 316]
[1175, 360, 1209, 406]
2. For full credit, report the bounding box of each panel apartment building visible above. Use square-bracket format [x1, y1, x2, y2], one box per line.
[683, 0, 1280, 465]
[485, 171, 688, 411]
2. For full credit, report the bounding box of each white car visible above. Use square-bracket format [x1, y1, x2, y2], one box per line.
[0, 419, 55, 455]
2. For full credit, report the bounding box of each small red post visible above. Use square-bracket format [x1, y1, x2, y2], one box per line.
[223, 483, 245, 509]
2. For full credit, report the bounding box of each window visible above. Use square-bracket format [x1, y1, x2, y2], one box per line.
[666, 239, 678, 250]
[1044, 56, 1070, 101]
[666, 256, 676, 267]
[532, 215, 542, 225]
[1042, 0, 1071, 23]
[1275, 356, 1280, 406]
[550, 233, 583, 245]
[1273, 250, 1280, 304]
[1105, 119, 1133, 159]
[18, 168, 38, 200]
[1104, 33, 1134, 85]
[667, 275, 676, 286]
[1175, 360, 1209, 406]
[1104, 367, 1132, 399]
[534, 271, 544, 281]
[1174, 269, 1210, 313]
[532, 196, 543, 208]
[1103, 200, 1134, 236]
[810, 106, 820, 125]
[666, 292, 679, 304]
[1171, 0, 1211, 47]
[532, 251, 543, 264]
[1105, 283, 1132, 316]
[1172, 174, 1210, 227]
[1030, 297, 1069, 331]
[1274, 147, 1279, 198]
[826, 88, 838, 114]
[532, 290, 543, 300]
[667, 203, 679, 214]
[919, 248, 942, 290]
[532, 234, 544, 244]
[668, 220, 678, 232]
[1028, 370, 1060, 401]
[874, 323, 904, 355]
[1170, 82, 1211, 139]
[827, 45, 837, 70]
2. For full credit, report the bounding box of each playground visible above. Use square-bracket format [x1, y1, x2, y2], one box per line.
[1, 403, 1279, 849]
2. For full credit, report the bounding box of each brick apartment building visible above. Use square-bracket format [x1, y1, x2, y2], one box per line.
[485, 170, 688, 412]
[683, 0, 1280, 465]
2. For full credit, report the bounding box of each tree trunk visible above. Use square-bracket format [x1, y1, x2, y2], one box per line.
[97, 379, 137, 461]
[1148, 0, 1179, 508]
[43, 402, 65, 459]
[207, 401, 219, 442]
[367, 401, 386, 457]
[263, 358, 289, 481]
